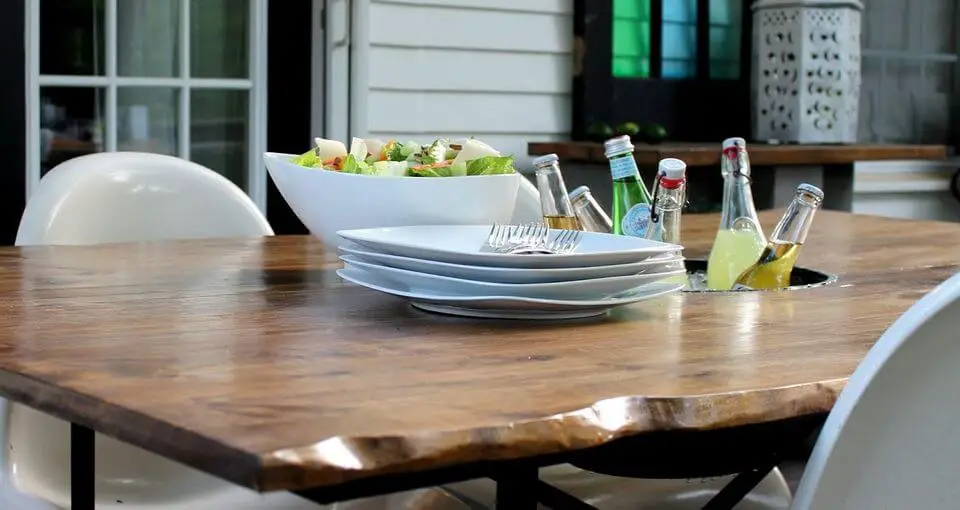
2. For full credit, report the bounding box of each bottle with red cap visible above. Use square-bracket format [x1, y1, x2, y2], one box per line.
[645, 158, 687, 245]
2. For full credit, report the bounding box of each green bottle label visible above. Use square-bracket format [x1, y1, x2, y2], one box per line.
[621, 203, 651, 237]
[609, 156, 638, 180]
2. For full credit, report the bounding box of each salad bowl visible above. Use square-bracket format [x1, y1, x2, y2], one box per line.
[264, 141, 521, 249]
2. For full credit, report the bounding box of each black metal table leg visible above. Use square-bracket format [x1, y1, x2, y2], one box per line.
[701, 463, 777, 510]
[70, 423, 95, 510]
[492, 465, 539, 509]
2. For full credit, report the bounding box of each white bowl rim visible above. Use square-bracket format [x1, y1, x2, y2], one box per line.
[263, 151, 522, 180]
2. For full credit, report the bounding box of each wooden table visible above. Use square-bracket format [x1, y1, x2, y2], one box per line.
[0, 211, 957, 509]
[528, 142, 949, 212]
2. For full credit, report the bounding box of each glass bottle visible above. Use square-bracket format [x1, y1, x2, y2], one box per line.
[735, 184, 824, 290]
[645, 158, 687, 245]
[604, 135, 652, 237]
[568, 186, 613, 233]
[532, 154, 582, 230]
[706, 137, 767, 290]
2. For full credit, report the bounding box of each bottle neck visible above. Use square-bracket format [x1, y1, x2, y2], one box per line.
[607, 151, 640, 181]
[770, 196, 820, 245]
[649, 177, 685, 244]
[719, 169, 762, 230]
[534, 163, 576, 217]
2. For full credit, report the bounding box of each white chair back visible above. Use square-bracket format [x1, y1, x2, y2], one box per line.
[4, 152, 282, 508]
[792, 271, 960, 509]
[16, 152, 273, 246]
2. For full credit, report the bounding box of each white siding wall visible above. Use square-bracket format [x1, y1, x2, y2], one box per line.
[361, 0, 572, 168]
[356, 0, 959, 221]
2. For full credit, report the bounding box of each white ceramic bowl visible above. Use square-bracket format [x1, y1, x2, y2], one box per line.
[264, 152, 522, 248]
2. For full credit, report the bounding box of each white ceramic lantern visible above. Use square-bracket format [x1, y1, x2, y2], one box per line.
[751, 0, 863, 143]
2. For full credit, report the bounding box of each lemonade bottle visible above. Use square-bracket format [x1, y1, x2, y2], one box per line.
[706, 138, 767, 290]
[735, 184, 824, 290]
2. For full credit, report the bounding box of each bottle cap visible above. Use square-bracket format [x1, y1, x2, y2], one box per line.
[797, 183, 824, 202]
[532, 153, 559, 168]
[603, 135, 634, 159]
[658, 158, 686, 180]
[722, 137, 746, 150]
[568, 185, 590, 202]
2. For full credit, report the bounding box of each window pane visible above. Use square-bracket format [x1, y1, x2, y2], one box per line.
[117, 88, 180, 155]
[191, 0, 250, 78]
[39, 87, 105, 176]
[613, 0, 649, 19]
[40, 0, 105, 76]
[710, 60, 740, 79]
[709, 26, 740, 61]
[191, 90, 249, 188]
[662, 0, 697, 80]
[662, 22, 697, 60]
[117, 0, 181, 77]
[614, 57, 650, 78]
[663, 59, 696, 79]
[612, 0, 651, 78]
[663, 0, 696, 23]
[709, 0, 741, 25]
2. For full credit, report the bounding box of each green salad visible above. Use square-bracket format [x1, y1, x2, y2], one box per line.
[291, 137, 517, 177]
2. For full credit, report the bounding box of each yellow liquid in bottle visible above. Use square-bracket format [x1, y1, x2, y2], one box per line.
[543, 215, 582, 230]
[706, 229, 766, 290]
[735, 242, 801, 290]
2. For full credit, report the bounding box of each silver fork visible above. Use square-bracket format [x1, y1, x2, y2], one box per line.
[487, 223, 548, 253]
[508, 229, 584, 255]
[548, 229, 583, 254]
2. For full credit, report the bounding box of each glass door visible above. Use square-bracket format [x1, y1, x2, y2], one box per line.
[25, 0, 268, 210]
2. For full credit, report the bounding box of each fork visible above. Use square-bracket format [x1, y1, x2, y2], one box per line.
[487, 223, 548, 253]
[507, 229, 584, 255]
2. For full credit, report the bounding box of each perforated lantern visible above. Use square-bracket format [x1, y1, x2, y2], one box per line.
[751, 0, 863, 143]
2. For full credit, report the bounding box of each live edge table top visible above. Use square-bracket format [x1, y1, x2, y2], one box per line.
[0, 211, 957, 493]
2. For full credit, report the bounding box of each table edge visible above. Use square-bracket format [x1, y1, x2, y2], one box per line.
[253, 379, 845, 491]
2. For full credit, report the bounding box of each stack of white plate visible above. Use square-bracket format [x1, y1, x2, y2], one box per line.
[336, 225, 687, 320]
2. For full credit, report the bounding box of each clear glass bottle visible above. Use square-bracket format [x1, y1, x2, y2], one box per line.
[735, 183, 824, 290]
[568, 186, 613, 233]
[706, 137, 768, 290]
[604, 135, 652, 237]
[532, 154, 582, 230]
[645, 158, 687, 245]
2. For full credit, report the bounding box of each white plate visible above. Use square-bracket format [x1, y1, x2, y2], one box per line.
[337, 266, 683, 320]
[342, 255, 685, 300]
[339, 243, 685, 284]
[337, 226, 682, 269]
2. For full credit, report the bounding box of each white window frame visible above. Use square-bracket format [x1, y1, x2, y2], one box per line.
[24, 0, 269, 211]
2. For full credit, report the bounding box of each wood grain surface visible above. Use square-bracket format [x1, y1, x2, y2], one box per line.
[0, 211, 956, 492]
[527, 141, 948, 167]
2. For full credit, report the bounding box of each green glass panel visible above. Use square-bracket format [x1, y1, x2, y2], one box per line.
[709, 0, 741, 25]
[612, 0, 651, 79]
[709, 26, 739, 60]
[709, 60, 740, 80]
[613, 0, 649, 20]
[613, 57, 650, 78]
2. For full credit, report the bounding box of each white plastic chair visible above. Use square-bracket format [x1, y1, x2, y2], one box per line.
[5, 152, 465, 510]
[791, 270, 960, 509]
[15, 152, 274, 246]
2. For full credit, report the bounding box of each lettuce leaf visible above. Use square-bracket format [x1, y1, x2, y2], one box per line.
[386, 141, 418, 162]
[340, 154, 373, 174]
[292, 150, 321, 168]
[408, 162, 467, 178]
[465, 155, 516, 175]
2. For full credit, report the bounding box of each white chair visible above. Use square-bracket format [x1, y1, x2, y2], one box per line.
[5, 152, 466, 510]
[791, 270, 960, 509]
[16, 152, 274, 246]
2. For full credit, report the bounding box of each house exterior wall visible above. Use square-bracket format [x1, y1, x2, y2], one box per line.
[359, 0, 960, 221]
[361, 0, 572, 169]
